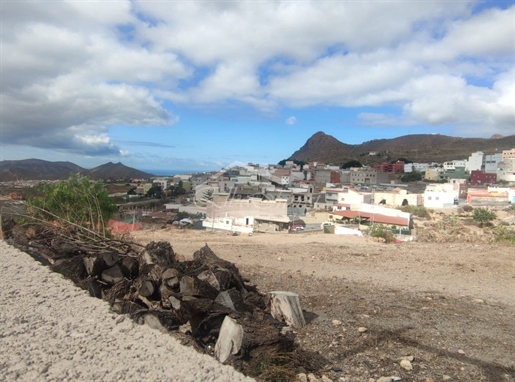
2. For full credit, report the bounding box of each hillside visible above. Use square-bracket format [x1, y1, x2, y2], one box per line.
[0, 159, 152, 181]
[89, 162, 152, 180]
[289, 132, 515, 165]
[0, 159, 89, 181]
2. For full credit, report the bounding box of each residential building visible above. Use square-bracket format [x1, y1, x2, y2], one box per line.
[443, 160, 467, 171]
[424, 168, 445, 181]
[466, 189, 510, 206]
[404, 163, 431, 173]
[466, 152, 484, 172]
[349, 168, 389, 185]
[502, 148, 515, 161]
[484, 153, 503, 172]
[270, 169, 292, 186]
[203, 196, 289, 233]
[497, 158, 515, 183]
[373, 188, 422, 206]
[470, 171, 497, 186]
[374, 161, 404, 173]
[423, 183, 464, 208]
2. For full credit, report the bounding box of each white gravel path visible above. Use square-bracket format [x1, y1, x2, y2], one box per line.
[0, 240, 254, 382]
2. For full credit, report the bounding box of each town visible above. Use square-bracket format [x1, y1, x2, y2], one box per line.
[102, 147, 515, 239]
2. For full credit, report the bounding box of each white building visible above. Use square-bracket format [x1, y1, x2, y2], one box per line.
[423, 183, 461, 208]
[484, 153, 503, 172]
[404, 163, 431, 173]
[466, 151, 484, 172]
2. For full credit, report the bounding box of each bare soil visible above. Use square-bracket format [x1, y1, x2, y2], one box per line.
[130, 228, 515, 382]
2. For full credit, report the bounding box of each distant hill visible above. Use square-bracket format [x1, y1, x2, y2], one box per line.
[289, 131, 515, 166]
[89, 162, 152, 180]
[0, 159, 152, 182]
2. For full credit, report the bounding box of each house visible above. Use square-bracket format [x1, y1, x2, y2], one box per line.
[423, 183, 461, 208]
[466, 151, 484, 172]
[328, 207, 411, 231]
[349, 168, 389, 185]
[202, 196, 289, 233]
[470, 170, 497, 186]
[373, 188, 422, 206]
[497, 157, 515, 183]
[466, 189, 510, 206]
[374, 161, 404, 173]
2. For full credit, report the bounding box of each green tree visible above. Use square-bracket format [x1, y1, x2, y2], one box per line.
[26, 174, 118, 235]
[401, 171, 422, 182]
[146, 185, 163, 198]
[341, 160, 363, 169]
[472, 208, 496, 226]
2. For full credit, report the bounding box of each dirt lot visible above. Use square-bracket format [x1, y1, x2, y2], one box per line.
[130, 228, 515, 382]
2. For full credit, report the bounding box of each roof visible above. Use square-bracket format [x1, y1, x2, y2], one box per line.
[329, 210, 410, 227]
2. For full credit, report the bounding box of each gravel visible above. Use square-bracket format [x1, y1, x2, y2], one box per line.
[0, 240, 254, 382]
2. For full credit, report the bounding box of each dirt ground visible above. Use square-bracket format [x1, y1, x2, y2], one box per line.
[130, 228, 515, 382]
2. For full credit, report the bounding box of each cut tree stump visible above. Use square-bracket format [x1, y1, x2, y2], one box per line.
[214, 316, 243, 363]
[269, 291, 306, 328]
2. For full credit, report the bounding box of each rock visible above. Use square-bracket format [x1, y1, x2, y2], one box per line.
[442, 376, 452, 381]
[400, 359, 413, 370]
[332, 319, 342, 326]
[277, 257, 283, 261]
[425, 378, 435, 382]
[458, 349, 465, 354]
[332, 366, 343, 372]
[297, 373, 308, 382]
[358, 327, 368, 333]
[392, 378, 401, 381]
[308, 373, 319, 382]
[401, 355, 414, 361]
[377, 377, 393, 382]
[321, 376, 332, 382]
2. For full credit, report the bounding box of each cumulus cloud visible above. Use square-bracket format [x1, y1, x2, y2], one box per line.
[286, 116, 297, 125]
[1, 0, 514, 162]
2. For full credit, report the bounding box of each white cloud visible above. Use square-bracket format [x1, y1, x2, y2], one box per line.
[286, 116, 297, 125]
[1, 0, 514, 162]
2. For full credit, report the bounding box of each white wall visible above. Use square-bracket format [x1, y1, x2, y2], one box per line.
[423, 190, 455, 208]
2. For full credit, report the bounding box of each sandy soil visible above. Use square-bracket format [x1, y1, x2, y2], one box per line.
[130, 228, 515, 382]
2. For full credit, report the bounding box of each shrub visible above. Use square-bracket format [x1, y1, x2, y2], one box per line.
[26, 174, 118, 235]
[369, 224, 396, 243]
[472, 208, 496, 226]
[462, 205, 473, 213]
[494, 226, 515, 245]
[400, 205, 431, 219]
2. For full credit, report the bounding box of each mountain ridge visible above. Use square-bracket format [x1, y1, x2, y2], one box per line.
[289, 132, 515, 165]
[0, 159, 153, 182]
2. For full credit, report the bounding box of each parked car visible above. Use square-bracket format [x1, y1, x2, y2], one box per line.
[290, 225, 305, 232]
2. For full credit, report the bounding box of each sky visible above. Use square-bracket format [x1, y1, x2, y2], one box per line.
[1, 0, 514, 173]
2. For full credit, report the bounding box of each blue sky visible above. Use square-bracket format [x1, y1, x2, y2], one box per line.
[1, 0, 514, 173]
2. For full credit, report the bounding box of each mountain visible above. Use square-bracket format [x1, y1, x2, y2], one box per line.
[289, 132, 515, 165]
[89, 162, 152, 180]
[0, 159, 89, 181]
[0, 159, 152, 182]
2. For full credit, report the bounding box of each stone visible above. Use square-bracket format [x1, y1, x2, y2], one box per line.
[308, 373, 318, 382]
[401, 355, 414, 362]
[332, 320, 342, 326]
[332, 366, 343, 372]
[358, 327, 368, 333]
[425, 378, 435, 382]
[458, 349, 465, 354]
[377, 377, 393, 382]
[400, 359, 413, 370]
[442, 376, 452, 381]
[297, 373, 308, 382]
[321, 376, 333, 382]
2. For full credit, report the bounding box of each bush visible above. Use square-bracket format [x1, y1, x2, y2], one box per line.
[462, 205, 473, 212]
[26, 174, 118, 235]
[369, 224, 396, 243]
[400, 205, 431, 219]
[472, 208, 496, 226]
[494, 226, 515, 245]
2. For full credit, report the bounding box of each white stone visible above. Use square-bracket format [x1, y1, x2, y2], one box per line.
[400, 359, 413, 370]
